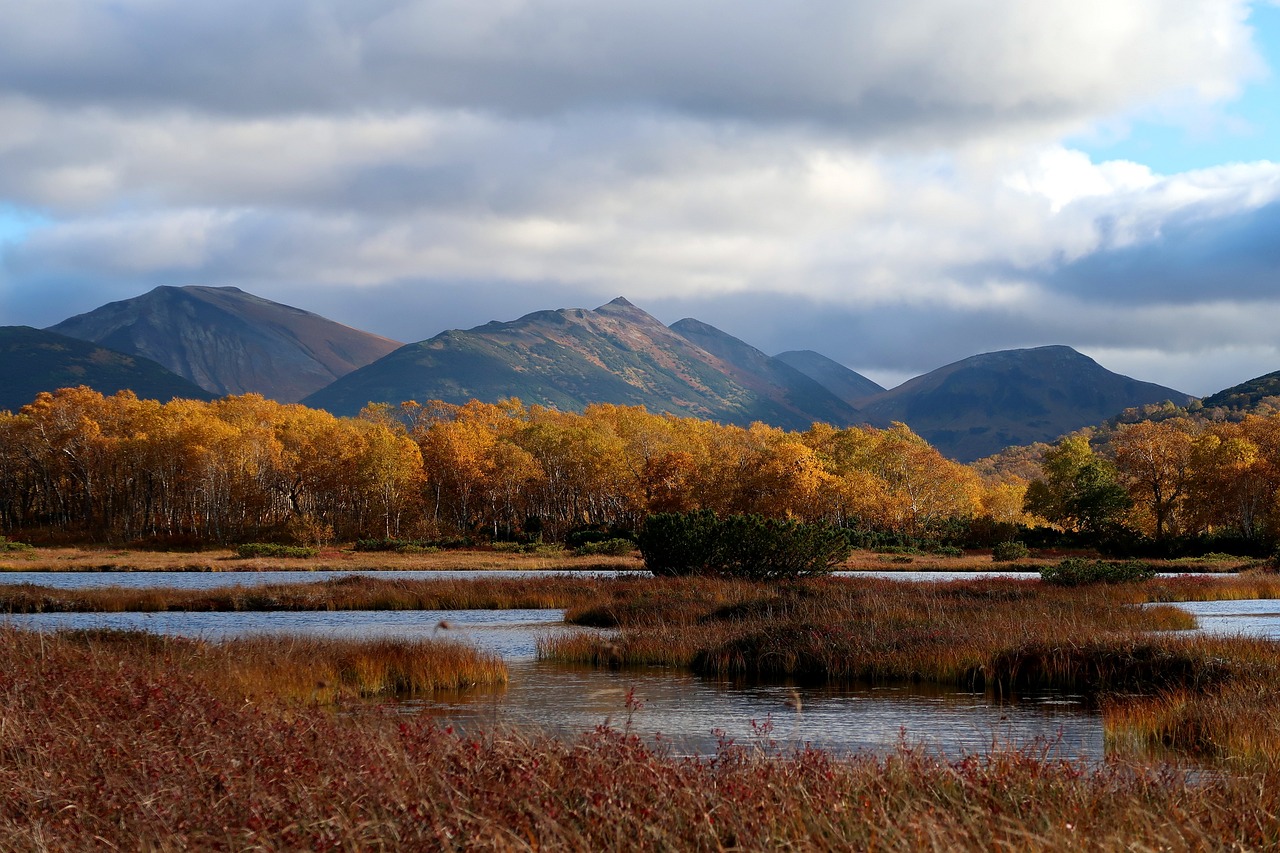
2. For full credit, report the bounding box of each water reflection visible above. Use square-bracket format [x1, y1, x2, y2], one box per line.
[1, 609, 569, 660]
[3, 607, 1104, 759]
[1172, 599, 1280, 641]
[412, 661, 1103, 759]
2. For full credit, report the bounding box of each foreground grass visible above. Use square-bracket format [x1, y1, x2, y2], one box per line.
[2, 627, 1279, 851]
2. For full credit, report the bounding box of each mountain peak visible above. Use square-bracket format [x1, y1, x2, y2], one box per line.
[49, 287, 401, 402]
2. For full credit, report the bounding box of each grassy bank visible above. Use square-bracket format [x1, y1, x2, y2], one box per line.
[0, 574, 612, 613]
[1, 626, 1278, 850]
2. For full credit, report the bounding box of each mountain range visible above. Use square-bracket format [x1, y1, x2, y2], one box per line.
[2, 285, 1208, 460]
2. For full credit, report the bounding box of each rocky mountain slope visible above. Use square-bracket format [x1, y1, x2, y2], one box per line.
[305, 298, 859, 430]
[49, 286, 402, 402]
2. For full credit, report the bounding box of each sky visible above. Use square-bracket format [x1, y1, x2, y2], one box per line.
[1, 1, 1279, 396]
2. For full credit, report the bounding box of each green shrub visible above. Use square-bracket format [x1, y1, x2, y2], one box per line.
[638, 511, 850, 580]
[572, 538, 635, 557]
[932, 546, 965, 558]
[235, 543, 320, 559]
[1040, 558, 1155, 586]
[354, 537, 469, 552]
[992, 541, 1030, 562]
[0, 536, 34, 553]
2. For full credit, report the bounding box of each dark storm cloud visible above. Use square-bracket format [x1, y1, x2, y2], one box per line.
[0, 0, 1252, 136]
[1042, 199, 1280, 304]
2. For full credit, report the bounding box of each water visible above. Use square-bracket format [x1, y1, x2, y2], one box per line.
[0, 569, 643, 590]
[1, 609, 568, 659]
[1172, 598, 1280, 641]
[412, 661, 1102, 759]
[0, 568, 1214, 590]
[3, 606, 1103, 759]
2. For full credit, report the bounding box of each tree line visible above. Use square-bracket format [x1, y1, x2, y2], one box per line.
[6, 386, 1280, 551]
[0, 387, 1008, 545]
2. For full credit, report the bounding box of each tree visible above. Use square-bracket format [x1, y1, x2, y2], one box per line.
[1112, 420, 1196, 539]
[1023, 434, 1130, 535]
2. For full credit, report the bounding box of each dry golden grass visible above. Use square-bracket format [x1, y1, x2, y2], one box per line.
[3, 626, 1280, 850]
[0, 544, 644, 573]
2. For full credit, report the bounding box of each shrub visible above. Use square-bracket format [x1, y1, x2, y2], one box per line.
[1040, 558, 1155, 586]
[932, 546, 965, 558]
[235, 543, 320, 559]
[0, 536, 34, 553]
[638, 511, 850, 580]
[572, 538, 635, 557]
[992, 541, 1030, 562]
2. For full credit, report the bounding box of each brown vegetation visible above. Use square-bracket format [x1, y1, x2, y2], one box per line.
[2, 626, 1279, 850]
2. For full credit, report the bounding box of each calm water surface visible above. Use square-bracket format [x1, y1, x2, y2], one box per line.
[3, 606, 1103, 758]
[1174, 598, 1280, 641]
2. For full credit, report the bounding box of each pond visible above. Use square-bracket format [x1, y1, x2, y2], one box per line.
[1172, 598, 1280, 641]
[3, 607, 1103, 759]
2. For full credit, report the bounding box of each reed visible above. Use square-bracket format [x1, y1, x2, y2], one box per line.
[49, 627, 507, 702]
[2, 625, 1279, 849]
[0, 573, 616, 613]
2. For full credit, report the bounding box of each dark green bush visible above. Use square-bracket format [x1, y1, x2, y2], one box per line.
[1040, 558, 1155, 586]
[572, 538, 635, 557]
[992, 541, 1030, 562]
[932, 546, 965, 558]
[638, 511, 850, 580]
[235, 543, 320, 559]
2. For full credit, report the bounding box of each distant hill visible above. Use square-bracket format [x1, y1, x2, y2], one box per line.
[1200, 371, 1280, 412]
[305, 298, 858, 430]
[49, 286, 402, 402]
[667, 320, 860, 428]
[857, 346, 1194, 462]
[0, 326, 213, 412]
[774, 350, 885, 405]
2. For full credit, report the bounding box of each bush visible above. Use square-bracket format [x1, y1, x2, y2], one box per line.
[572, 538, 635, 557]
[992, 541, 1030, 562]
[1040, 558, 1155, 586]
[932, 546, 965, 558]
[0, 536, 34, 553]
[638, 511, 851, 580]
[235, 543, 320, 559]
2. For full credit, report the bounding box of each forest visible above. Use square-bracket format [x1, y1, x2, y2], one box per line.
[2, 386, 1280, 552]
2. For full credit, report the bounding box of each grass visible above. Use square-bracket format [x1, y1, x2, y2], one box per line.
[0, 573, 614, 613]
[2, 626, 1279, 850]
[45, 628, 508, 702]
[0, 544, 644, 573]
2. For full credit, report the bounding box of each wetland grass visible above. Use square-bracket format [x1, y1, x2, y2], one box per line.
[3, 626, 1280, 850]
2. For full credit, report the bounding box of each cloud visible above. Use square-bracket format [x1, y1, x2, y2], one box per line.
[1, 0, 1277, 400]
[0, 1, 1258, 133]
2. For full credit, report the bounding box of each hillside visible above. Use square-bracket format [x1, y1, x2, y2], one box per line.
[49, 286, 402, 402]
[305, 298, 858, 430]
[0, 326, 213, 412]
[774, 349, 885, 405]
[1200, 371, 1280, 412]
[857, 346, 1194, 461]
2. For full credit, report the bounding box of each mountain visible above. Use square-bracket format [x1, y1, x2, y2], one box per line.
[1200, 371, 1280, 412]
[774, 350, 885, 405]
[857, 346, 1194, 462]
[0, 326, 213, 412]
[667, 320, 861, 427]
[305, 298, 859, 430]
[49, 286, 402, 402]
